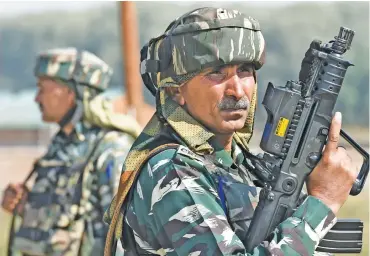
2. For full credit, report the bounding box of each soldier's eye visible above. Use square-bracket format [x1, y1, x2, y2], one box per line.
[238, 64, 253, 72]
[238, 64, 254, 77]
[205, 70, 226, 82]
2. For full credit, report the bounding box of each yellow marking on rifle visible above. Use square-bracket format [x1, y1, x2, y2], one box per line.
[275, 117, 290, 137]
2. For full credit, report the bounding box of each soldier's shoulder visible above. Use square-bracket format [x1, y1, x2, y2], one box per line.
[133, 145, 205, 203]
[143, 144, 205, 175]
[171, 145, 205, 165]
[84, 121, 135, 144]
[102, 129, 135, 145]
[88, 129, 134, 169]
[92, 129, 134, 152]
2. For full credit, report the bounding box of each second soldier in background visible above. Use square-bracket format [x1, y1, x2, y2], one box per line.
[2, 48, 140, 256]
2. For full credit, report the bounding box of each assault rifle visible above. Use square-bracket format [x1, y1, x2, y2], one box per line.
[244, 27, 369, 254]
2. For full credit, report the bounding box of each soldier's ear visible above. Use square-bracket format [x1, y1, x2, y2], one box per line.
[65, 87, 77, 104]
[165, 87, 185, 106]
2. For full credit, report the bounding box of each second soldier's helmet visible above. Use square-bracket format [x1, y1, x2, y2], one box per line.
[34, 47, 113, 93]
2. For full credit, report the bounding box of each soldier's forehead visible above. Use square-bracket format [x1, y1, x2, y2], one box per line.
[200, 63, 253, 73]
[37, 76, 65, 87]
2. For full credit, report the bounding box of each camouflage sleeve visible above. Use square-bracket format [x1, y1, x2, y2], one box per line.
[127, 149, 337, 256]
[95, 131, 134, 212]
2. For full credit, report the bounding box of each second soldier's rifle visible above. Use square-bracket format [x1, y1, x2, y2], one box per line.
[244, 27, 369, 254]
[7, 162, 36, 256]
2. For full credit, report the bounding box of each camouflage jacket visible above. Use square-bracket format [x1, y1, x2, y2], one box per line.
[12, 118, 135, 256]
[117, 124, 337, 256]
[102, 85, 338, 256]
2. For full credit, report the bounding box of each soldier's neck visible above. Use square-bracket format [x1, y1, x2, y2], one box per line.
[58, 102, 82, 136]
[215, 133, 233, 153]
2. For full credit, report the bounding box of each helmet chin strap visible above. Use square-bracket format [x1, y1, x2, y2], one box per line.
[58, 100, 84, 129]
[58, 81, 85, 130]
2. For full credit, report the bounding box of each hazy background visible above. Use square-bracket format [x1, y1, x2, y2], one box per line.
[0, 1, 368, 256]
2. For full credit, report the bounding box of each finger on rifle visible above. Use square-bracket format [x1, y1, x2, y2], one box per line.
[5, 184, 23, 199]
[8, 183, 23, 193]
[8, 183, 18, 191]
[4, 194, 19, 205]
[325, 112, 342, 153]
[3, 187, 16, 197]
[15, 192, 23, 200]
[15, 183, 25, 191]
[13, 183, 25, 194]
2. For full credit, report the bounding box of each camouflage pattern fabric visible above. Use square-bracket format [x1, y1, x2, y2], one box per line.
[141, 7, 265, 146]
[105, 98, 336, 256]
[104, 7, 336, 256]
[141, 7, 265, 87]
[11, 47, 140, 256]
[33, 46, 142, 138]
[104, 8, 263, 248]
[121, 133, 336, 255]
[12, 117, 136, 256]
[83, 95, 142, 140]
[34, 47, 113, 92]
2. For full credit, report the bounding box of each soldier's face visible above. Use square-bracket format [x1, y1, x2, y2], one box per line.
[173, 63, 256, 135]
[34, 77, 76, 123]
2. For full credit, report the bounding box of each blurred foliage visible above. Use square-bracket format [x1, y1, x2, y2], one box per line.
[0, 1, 368, 129]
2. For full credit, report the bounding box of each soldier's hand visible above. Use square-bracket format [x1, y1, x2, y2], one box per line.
[307, 112, 357, 215]
[1, 183, 28, 215]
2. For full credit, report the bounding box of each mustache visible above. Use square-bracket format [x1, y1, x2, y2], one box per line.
[218, 96, 250, 111]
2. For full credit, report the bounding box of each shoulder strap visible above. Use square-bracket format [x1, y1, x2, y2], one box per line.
[77, 129, 109, 208]
[76, 129, 110, 256]
[116, 143, 180, 201]
[104, 143, 180, 256]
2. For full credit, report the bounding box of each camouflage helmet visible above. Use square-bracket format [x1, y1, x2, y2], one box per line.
[140, 7, 266, 95]
[34, 47, 113, 92]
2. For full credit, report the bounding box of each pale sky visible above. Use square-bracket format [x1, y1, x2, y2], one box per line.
[0, 2, 111, 18]
[0, 1, 294, 18]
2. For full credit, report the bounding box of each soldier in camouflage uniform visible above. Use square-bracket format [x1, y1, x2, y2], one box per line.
[1, 48, 141, 256]
[104, 7, 357, 256]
